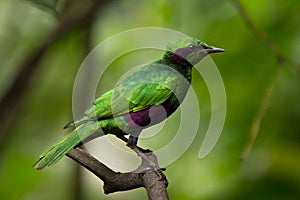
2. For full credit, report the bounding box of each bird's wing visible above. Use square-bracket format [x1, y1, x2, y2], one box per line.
[123, 82, 176, 112]
[90, 76, 178, 120]
[64, 81, 176, 127]
[64, 63, 180, 128]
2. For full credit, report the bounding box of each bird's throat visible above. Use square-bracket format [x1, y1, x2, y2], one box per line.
[162, 51, 193, 82]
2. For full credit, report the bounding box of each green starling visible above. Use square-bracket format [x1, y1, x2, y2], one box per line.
[34, 37, 224, 170]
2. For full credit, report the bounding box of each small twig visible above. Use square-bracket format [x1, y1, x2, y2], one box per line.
[232, 0, 300, 76]
[66, 148, 168, 199]
[240, 66, 282, 161]
[232, 0, 295, 160]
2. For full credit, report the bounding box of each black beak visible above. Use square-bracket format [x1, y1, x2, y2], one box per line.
[206, 46, 225, 54]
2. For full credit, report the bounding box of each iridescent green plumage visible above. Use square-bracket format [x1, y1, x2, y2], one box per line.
[34, 37, 224, 170]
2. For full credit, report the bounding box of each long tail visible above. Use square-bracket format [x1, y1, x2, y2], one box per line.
[34, 121, 101, 170]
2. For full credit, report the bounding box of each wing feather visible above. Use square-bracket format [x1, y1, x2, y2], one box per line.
[67, 63, 181, 128]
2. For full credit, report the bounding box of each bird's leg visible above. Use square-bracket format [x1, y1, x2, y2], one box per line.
[127, 135, 138, 148]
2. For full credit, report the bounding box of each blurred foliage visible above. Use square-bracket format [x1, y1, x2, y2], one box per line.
[24, 0, 59, 12]
[0, 0, 300, 199]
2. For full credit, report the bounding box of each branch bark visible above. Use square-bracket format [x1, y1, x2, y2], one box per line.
[66, 148, 169, 199]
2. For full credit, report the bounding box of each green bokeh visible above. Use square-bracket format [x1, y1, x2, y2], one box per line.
[0, 0, 299, 199]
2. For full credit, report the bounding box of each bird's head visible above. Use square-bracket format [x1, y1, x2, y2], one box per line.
[165, 37, 224, 66]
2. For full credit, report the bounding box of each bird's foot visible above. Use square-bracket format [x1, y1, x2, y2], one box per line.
[130, 146, 166, 179]
[116, 135, 165, 178]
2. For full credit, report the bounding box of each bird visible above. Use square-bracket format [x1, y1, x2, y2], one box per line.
[33, 37, 224, 170]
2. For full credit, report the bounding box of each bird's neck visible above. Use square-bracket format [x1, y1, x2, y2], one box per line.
[162, 51, 193, 82]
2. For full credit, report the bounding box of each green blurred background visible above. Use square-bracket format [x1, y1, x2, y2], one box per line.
[1, 0, 300, 199]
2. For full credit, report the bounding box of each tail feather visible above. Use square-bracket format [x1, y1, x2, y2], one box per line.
[34, 121, 100, 170]
[63, 115, 96, 129]
[63, 121, 74, 129]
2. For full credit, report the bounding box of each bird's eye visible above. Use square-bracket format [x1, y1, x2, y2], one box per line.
[189, 45, 195, 49]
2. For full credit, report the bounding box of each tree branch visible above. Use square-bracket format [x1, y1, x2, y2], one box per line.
[0, 0, 113, 152]
[66, 148, 168, 199]
[240, 66, 282, 161]
[232, 0, 295, 160]
[72, 2, 99, 198]
[232, 0, 300, 76]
